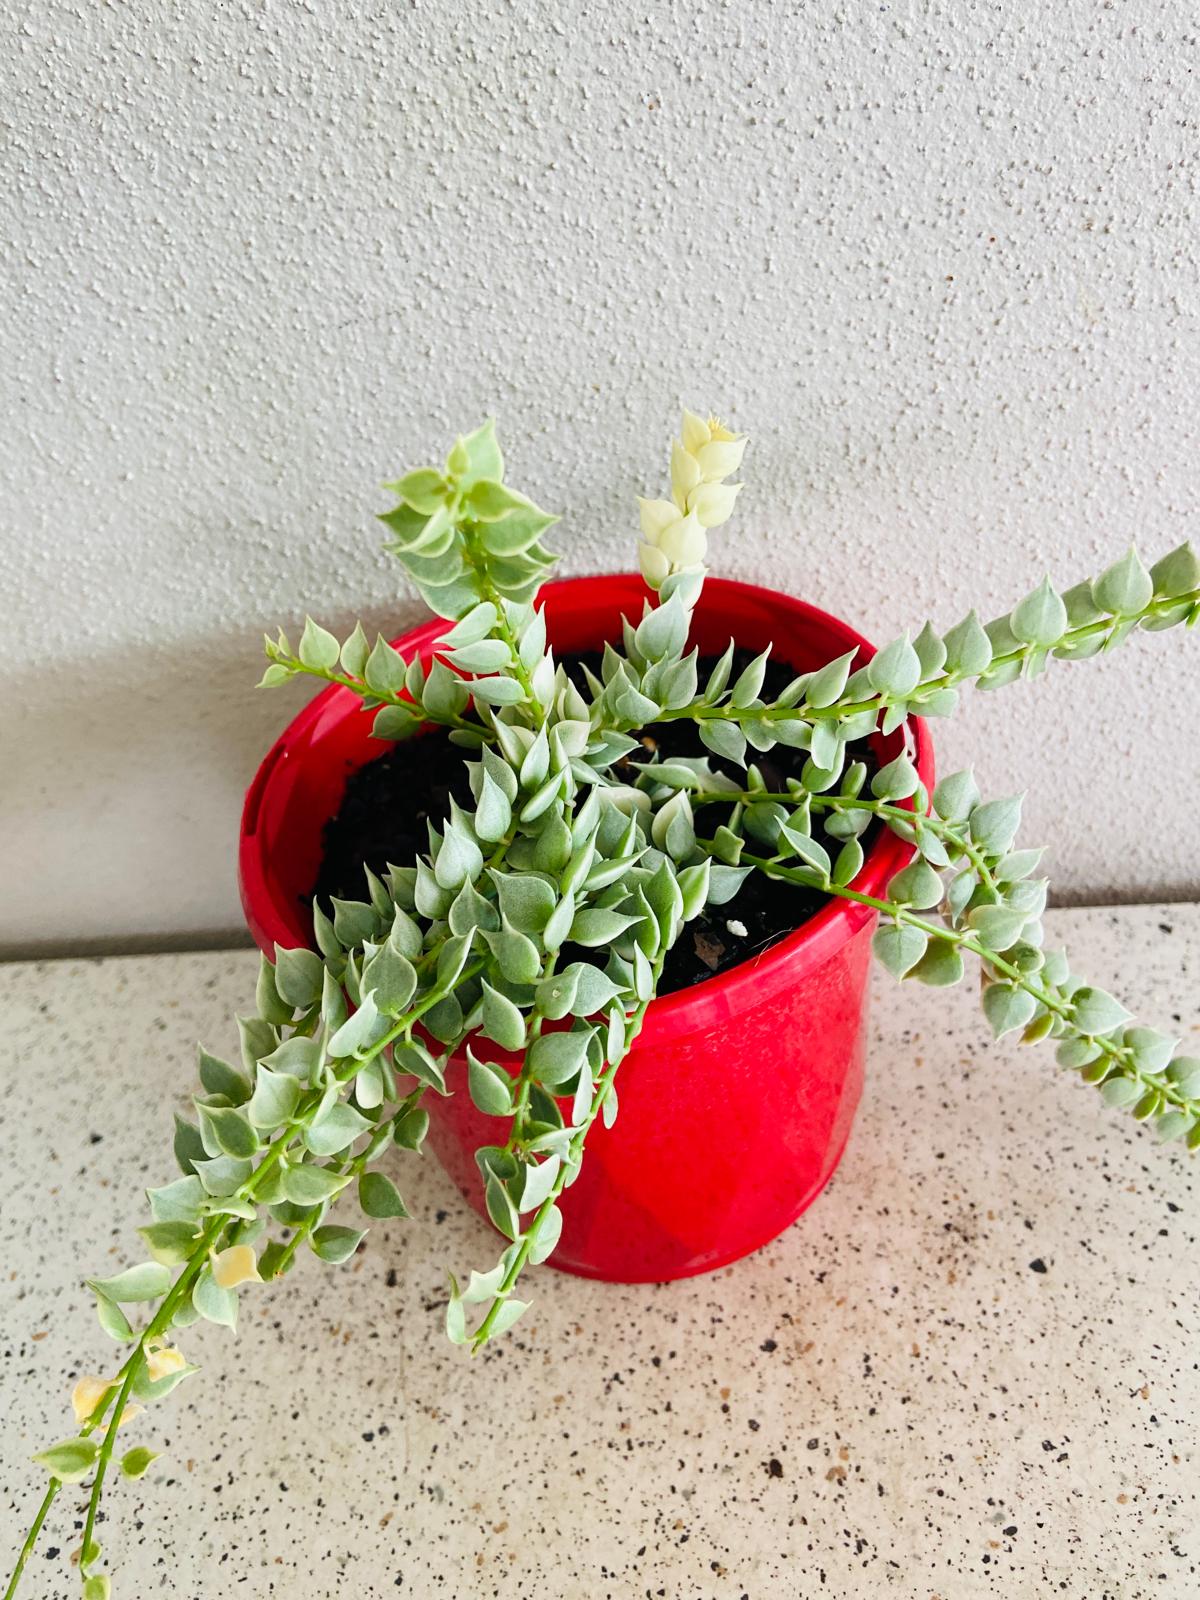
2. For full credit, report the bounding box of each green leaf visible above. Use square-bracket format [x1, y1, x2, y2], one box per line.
[445, 638, 512, 674]
[468, 1048, 516, 1116]
[909, 940, 965, 987]
[485, 1297, 531, 1337]
[148, 1174, 205, 1224]
[120, 1446, 161, 1480]
[258, 1035, 321, 1080]
[1071, 986, 1134, 1036]
[832, 838, 865, 887]
[192, 1268, 238, 1331]
[393, 1105, 431, 1151]
[197, 1048, 251, 1105]
[298, 617, 340, 671]
[197, 1102, 260, 1161]
[481, 980, 527, 1051]
[89, 1261, 172, 1303]
[966, 903, 1029, 951]
[359, 1170, 410, 1219]
[867, 635, 921, 698]
[33, 1435, 101, 1482]
[484, 923, 543, 985]
[311, 1225, 367, 1264]
[281, 1163, 351, 1206]
[568, 908, 641, 948]
[968, 795, 1023, 854]
[871, 753, 920, 801]
[941, 611, 993, 676]
[982, 984, 1038, 1038]
[470, 676, 528, 707]
[528, 1029, 592, 1086]
[328, 991, 390, 1059]
[912, 621, 946, 677]
[363, 635, 409, 696]
[1011, 576, 1067, 646]
[475, 771, 513, 843]
[360, 943, 418, 1016]
[273, 946, 325, 1010]
[254, 956, 294, 1028]
[872, 922, 929, 978]
[1092, 547, 1153, 616]
[805, 649, 857, 709]
[245, 1063, 303, 1130]
[485, 1175, 520, 1240]
[305, 1101, 372, 1157]
[340, 619, 370, 679]
[698, 718, 747, 767]
[138, 1220, 201, 1267]
[529, 1204, 564, 1264]
[932, 769, 980, 822]
[493, 873, 556, 937]
[730, 647, 771, 708]
[886, 860, 943, 910]
[466, 478, 530, 520]
[83, 1577, 111, 1600]
[518, 1154, 561, 1212]
[1150, 541, 1200, 598]
[453, 419, 504, 485]
[94, 1292, 134, 1342]
[393, 467, 448, 513]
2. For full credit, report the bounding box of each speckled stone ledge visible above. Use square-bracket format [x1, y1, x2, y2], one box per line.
[1, 904, 1196, 1598]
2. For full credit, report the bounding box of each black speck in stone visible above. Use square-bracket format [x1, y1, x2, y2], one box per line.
[89, 1133, 102, 1144]
[385, 1268, 399, 1288]
[748, 1418, 760, 1431]
[1159, 922, 1174, 934]
[1029, 1258, 1048, 1274]
[760, 1338, 777, 1352]
[767, 1458, 784, 1478]
[44, 1550, 60, 1561]
[363, 1431, 375, 1442]
[807, 1438, 819, 1450]
[1004, 1525, 1018, 1536]
[435, 1210, 449, 1224]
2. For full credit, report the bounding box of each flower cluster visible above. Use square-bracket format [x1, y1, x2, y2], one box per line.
[637, 410, 747, 589]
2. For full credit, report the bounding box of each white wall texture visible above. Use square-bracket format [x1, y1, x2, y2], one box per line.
[2, 1, 1198, 952]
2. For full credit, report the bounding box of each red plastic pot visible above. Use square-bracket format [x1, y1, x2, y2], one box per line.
[240, 575, 933, 1282]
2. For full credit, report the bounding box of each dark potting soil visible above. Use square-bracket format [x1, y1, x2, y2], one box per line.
[312, 650, 878, 997]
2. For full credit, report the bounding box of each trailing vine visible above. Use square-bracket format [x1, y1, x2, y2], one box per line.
[7, 412, 1198, 1597]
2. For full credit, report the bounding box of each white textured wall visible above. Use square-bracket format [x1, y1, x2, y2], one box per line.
[2, 1, 1198, 952]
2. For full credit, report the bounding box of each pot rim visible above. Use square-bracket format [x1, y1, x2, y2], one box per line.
[239, 573, 933, 1046]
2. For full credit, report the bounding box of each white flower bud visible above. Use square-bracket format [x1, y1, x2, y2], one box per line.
[696, 437, 747, 481]
[670, 439, 702, 510]
[658, 512, 707, 567]
[212, 1245, 262, 1289]
[638, 497, 680, 544]
[688, 481, 740, 529]
[679, 408, 711, 453]
[639, 541, 671, 589]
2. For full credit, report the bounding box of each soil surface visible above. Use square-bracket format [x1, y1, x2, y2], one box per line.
[312, 650, 877, 997]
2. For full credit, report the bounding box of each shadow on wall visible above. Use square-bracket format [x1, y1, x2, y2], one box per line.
[1, 595, 428, 960]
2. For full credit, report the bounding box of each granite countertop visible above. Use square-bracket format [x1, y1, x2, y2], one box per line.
[1, 904, 1197, 1599]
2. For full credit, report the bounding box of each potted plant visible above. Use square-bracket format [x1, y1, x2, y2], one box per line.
[7, 411, 1199, 1599]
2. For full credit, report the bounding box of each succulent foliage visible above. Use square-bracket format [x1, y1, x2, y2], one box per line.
[9, 413, 1200, 1599]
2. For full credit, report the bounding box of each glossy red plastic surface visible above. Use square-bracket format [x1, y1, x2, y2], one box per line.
[240, 575, 933, 1282]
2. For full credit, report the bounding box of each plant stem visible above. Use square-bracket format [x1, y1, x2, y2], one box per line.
[739, 851, 1199, 1115]
[471, 961, 663, 1350]
[3, 1483, 58, 1600]
[691, 788, 1001, 895]
[621, 586, 1200, 733]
